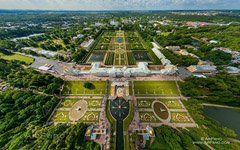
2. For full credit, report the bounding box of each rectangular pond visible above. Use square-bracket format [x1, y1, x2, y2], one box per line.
[203, 106, 240, 138]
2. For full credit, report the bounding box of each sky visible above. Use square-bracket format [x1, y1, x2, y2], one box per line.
[0, 0, 239, 10]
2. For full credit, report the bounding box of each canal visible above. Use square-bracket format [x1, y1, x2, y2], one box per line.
[110, 98, 129, 150]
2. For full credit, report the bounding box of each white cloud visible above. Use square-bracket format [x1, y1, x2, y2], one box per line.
[0, 0, 239, 10]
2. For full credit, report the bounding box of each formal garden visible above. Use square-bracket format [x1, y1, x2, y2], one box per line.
[170, 112, 192, 123]
[82, 30, 161, 66]
[62, 81, 106, 95]
[138, 101, 193, 124]
[139, 112, 159, 122]
[52, 98, 102, 123]
[59, 99, 102, 108]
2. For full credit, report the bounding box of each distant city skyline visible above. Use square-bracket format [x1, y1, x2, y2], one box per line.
[0, 0, 239, 10]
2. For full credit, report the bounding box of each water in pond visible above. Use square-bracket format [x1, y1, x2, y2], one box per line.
[203, 106, 240, 137]
[110, 98, 129, 150]
[117, 37, 123, 43]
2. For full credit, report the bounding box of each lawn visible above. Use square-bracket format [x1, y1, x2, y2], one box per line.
[79, 111, 100, 122]
[85, 99, 102, 108]
[160, 99, 183, 109]
[59, 99, 79, 108]
[137, 99, 154, 108]
[139, 112, 160, 122]
[171, 112, 192, 123]
[62, 81, 106, 95]
[52, 110, 70, 122]
[0, 52, 34, 65]
[123, 101, 134, 150]
[123, 101, 134, 131]
[59, 99, 102, 108]
[134, 81, 180, 96]
[106, 100, 116, 150]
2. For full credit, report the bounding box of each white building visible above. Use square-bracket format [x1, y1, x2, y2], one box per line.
[187, 65, 217, 74]
[226, 66, 240, 74]
[73, 34, 84, 39]
[89, 62, 151, 77]
[81, 39, 94, 51]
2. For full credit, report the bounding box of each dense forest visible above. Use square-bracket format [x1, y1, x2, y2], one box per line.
[0, 89, 99, 149]
[185, 44, 233, 65]
[0, 59, 100, 149]
[155, 34, 195, 47]
[153, 25, 237, 66]
[0, 59, 64, 94]
[158, 12, 240, 23]
[161, 49, 199, 66]
[180, 72, 240, 106]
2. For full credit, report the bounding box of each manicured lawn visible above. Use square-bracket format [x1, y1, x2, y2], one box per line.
[139, 112, 160, 122]
[137, 99, 154, 108]
[59, 99, 79, 108]
[123, 101, 134, 131]
[80, 111, 100, 122]
[128, 82, 133, 96]
[106, 100, 116, 150]
[171, 112, 192, 123]
[52, 110, 70, 122]
[0, 52, 34, 65]
[59, 99, 102, 108]
[134, 81, 180, 96]
[62, 81, 106, 95]
[123, 101, 133, 150]
[85, 99, 102, 108]
[160, 99, 183, 109]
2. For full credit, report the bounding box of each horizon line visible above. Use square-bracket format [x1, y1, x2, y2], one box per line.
[0, 8, 239, 12]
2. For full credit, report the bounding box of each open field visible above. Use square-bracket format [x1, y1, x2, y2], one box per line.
[134, 81, 180, 96]
[0, 52, 34, 65]
[62, 81, 106, 95]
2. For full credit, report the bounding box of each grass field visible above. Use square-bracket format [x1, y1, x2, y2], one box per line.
[62, 81, 106, 95]
[0, 52, 34, 65]
[134, 81, 180, 96]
